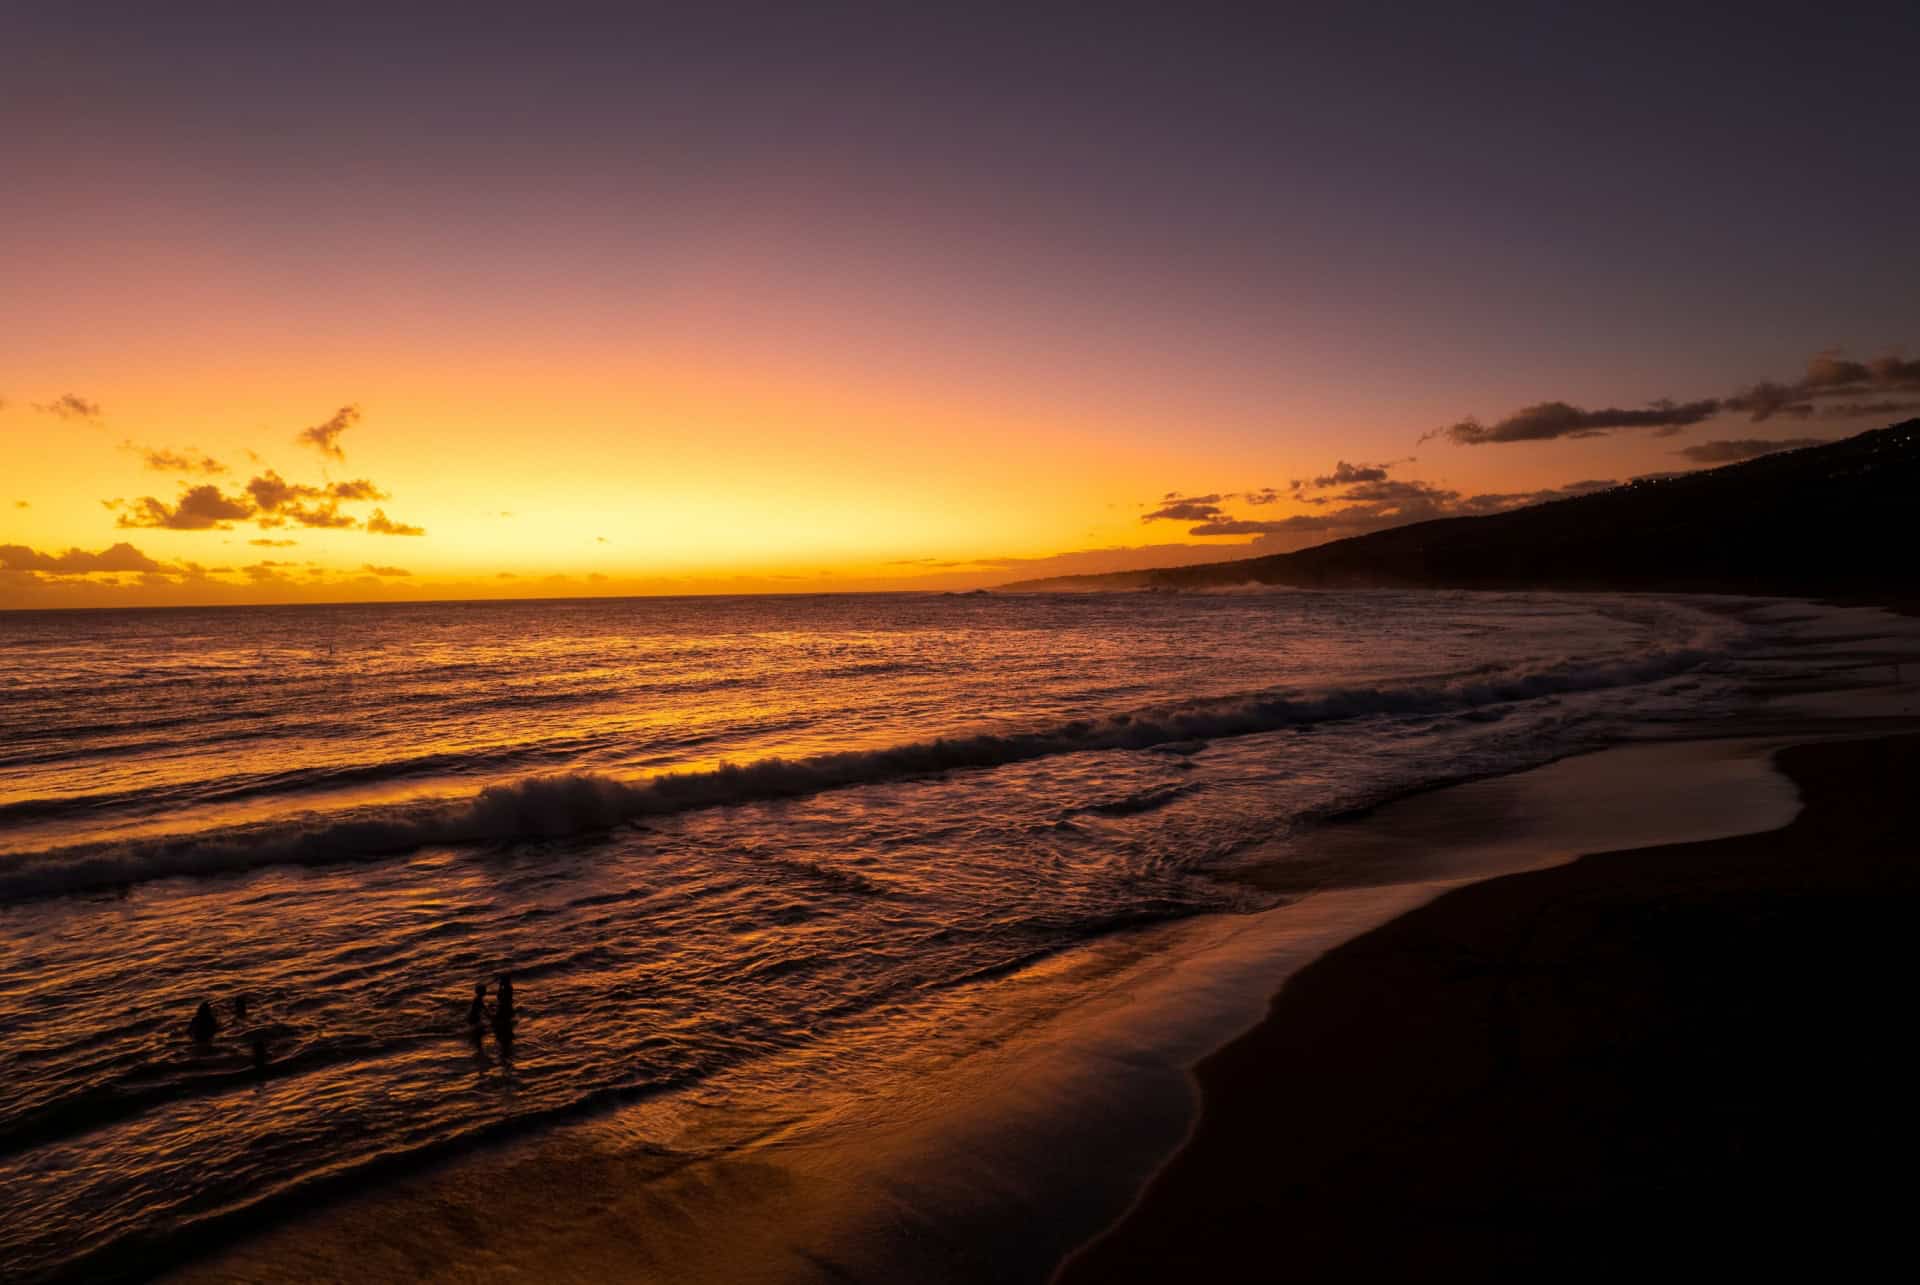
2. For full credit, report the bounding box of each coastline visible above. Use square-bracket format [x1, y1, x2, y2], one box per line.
[163, 734, 1817, 1284]
[135, 598, 1919, 1284]
[1058, 730, 1920, 1280]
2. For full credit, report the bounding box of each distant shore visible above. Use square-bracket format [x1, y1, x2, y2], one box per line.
[1058, 730, 1920, 1280]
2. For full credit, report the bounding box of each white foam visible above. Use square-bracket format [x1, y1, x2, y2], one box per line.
[0, 638, 1730, 904]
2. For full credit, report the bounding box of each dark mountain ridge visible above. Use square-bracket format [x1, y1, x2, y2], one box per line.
[1002, 420, 1919, 597]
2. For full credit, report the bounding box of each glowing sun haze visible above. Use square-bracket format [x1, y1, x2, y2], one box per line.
[4, 1, 1916, 607]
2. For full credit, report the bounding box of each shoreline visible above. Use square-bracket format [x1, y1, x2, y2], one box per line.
[163, 735, 1815, 1284]
[1057, 730, 1920, 1280]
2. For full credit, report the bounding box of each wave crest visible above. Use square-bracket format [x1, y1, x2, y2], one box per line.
[0, 640, 1723, 903]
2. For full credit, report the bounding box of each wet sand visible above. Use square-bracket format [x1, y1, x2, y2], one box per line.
[1059, 732, 1920, 1281]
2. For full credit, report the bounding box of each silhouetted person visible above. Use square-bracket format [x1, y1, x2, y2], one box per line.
[493, 973, 515, 1037]
[467, 982, 488, 1029]
[233, 994, 249, 1021]
[188, 1000, 219, 1043]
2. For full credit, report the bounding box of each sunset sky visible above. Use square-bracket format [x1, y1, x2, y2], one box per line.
[5, 1, 1916, 607]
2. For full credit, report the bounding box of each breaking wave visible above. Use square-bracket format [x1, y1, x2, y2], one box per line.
[0, 640, 1723, 904]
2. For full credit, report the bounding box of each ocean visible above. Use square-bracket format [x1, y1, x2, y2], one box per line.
[0, 589, 1889, 1280]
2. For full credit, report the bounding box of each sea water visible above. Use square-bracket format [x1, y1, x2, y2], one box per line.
[0, 589, 1890, 1279]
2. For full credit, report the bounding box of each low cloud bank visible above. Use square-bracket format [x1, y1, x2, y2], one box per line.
[1428, 351, 1920, 446]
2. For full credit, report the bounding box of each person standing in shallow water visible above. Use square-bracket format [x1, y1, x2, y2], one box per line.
[466, 982, 488, 1030]
[493, 974, 515, 1037]
[495, 975, 518, 1029]
[187, 1000, 218, 1043]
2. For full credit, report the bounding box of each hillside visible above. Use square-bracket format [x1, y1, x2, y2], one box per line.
[1001, 421, 1919, 596]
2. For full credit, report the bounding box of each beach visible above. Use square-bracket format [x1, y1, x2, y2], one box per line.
[1061, 729, 1920, 1280]
[5, 594, 1915, 1282]
[165, 732, 1882, 1284]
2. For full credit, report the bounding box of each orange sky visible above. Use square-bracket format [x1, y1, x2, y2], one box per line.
[3, 322, 1909, 609]
[0, 331, 1800, 609]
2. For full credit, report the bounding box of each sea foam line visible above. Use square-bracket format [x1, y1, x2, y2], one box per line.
[0, 641, 1722, 903]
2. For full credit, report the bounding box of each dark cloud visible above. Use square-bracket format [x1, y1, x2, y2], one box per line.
[1142, 500, 1228, 523]
[129, 444, 227, 475]
[117, 485, 256, 531]
[1809, 400, 1920, 420]
[361, 563, 412, 576]
[1311, 461, 1390, 487]
[1146, 487, 1295, 518]
[245, 470, 388, 512]
[1434, 349, 1920, 446]
[34, 393, 103, 422]
[296, 404, 362, 459]
[1332, 479, 1448, 505]
[0, 541, 165, 573]
[245, 470, 318, 512]
[1187, 518, 1314, 536]
[1676, 437, 1830, 464]
[364, 508, 425, 536]
[1432, 399, 1720, 446]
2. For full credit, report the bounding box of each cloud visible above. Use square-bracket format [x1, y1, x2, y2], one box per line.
[296, 404, 362, 459]
[12, 501, 27, 509]
[1431, 398, 1720, 446]
[34, 393, 103, 422]
[1143, 499, 1229, 523]
[1804, 399, 1920, 420]
[284, 501, 359, 529]
[1676, 437, 1830, 464]
[1431, 349, 1920, 446]
[245, 470, 388, 512]
[128, 444, 227, 475]
[1311, 461, 1390, 487]
[245, 469, 319, 512]
[248, 537, 298, 547]
[0, 541, 165, 573]
[1329, 479, 1450, 505]
[361, 563, 412, 576]
[365, 508, 425, 536]
[117, 484, 256, 530]
[117, 462, 413, 535]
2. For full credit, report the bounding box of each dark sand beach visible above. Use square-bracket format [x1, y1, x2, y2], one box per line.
[1060, 731, 1920, 1281]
